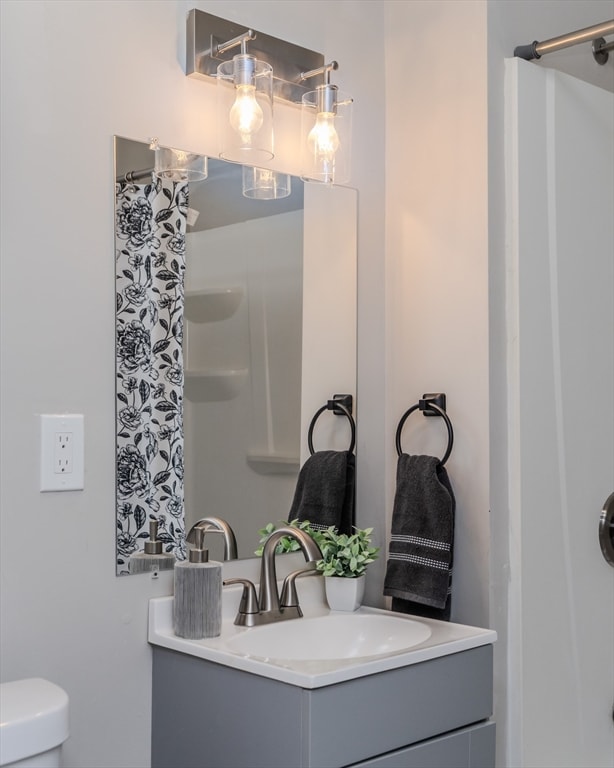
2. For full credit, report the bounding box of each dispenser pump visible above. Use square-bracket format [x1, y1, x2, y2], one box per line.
[128, 518, 174, 574]
[144, 520, 163, 555]
[188, 527, 209, 563]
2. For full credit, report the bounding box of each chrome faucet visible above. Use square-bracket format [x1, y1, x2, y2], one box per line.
[187, 517, 238, 560]
[224, 526, 322, 627]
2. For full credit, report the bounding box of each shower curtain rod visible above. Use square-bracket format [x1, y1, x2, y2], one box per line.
[514, 19, 614, 64]
[116, 169, 153, 183]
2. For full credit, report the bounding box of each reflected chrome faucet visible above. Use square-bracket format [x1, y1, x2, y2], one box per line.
[224, 526, 322, 627]
[187, 517, 238, 560]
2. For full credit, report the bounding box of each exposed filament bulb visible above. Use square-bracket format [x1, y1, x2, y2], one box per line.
[229, 84, 264, 145]
[307, 112, 340, 164]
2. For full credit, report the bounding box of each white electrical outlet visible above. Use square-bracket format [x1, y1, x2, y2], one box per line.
[40, 414, 84, 492]
[54, 431, 73, 474]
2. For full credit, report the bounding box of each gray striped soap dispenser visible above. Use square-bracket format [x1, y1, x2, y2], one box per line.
[173, 527, 222, 639]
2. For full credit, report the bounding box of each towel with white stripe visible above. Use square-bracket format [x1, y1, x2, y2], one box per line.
[384, 454, 455, 611]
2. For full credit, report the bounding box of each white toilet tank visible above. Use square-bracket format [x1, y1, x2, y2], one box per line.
[0, 678, 69, 768]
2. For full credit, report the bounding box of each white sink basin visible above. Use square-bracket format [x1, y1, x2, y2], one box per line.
[226, 612, 432, 661]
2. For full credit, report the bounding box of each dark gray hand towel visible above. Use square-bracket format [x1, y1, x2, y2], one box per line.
[384, 454, 455, 618]
[289, 450, 354, 535]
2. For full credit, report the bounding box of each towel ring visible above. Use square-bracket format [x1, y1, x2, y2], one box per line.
[308, 399, 356, 456]
[395, 400, 454, 466]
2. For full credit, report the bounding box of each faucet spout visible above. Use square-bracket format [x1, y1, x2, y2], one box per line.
[259, 526, 322, 614]
[187, 517, 238, 560]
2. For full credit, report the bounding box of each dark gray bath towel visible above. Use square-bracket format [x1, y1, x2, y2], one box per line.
[289, 450, 355, 535]
[384, 454, 455, 620]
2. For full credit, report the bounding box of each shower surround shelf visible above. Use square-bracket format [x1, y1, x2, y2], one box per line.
[246, 452, 300, 474]
[185, 288, 243, 323]
[184, 368, 248, 402]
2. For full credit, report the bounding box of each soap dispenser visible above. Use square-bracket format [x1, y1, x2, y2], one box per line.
[129, 520, 175, 574]
[173, 527, 222, 639]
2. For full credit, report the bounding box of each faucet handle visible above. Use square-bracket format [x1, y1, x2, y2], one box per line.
[280, 567, 321, 608]
[223, 578, 259, 615]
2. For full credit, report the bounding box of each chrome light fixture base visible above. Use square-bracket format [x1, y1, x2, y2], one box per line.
[187, 9, 324, 104]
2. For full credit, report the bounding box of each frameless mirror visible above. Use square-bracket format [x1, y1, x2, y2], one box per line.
[115, 136, 356, 574]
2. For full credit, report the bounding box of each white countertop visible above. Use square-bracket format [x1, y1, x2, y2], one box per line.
[149, 579, 496, 689]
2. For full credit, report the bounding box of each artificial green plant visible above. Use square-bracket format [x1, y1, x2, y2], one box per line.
[315, 526, 379, 578]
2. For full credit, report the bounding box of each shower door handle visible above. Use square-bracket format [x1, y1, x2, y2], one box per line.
[599, 492, 614, 567]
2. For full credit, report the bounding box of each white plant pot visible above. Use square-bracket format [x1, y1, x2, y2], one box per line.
[324, 574, 366, 612]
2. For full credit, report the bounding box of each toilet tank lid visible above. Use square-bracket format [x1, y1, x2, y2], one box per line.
[0, 678, 69, 766]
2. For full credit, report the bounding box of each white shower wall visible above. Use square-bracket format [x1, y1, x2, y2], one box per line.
[184, 212, 303, 557]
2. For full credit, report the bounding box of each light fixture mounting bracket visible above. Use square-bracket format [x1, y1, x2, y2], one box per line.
[187, 9, 325, 104]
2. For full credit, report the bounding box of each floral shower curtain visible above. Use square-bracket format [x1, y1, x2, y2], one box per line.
[115, 176, 188, 574]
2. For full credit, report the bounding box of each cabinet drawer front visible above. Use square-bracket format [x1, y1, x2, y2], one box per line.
[305, 646, 493, 767]
[347, 721, 496, 768]
[153, 648, 304, 768]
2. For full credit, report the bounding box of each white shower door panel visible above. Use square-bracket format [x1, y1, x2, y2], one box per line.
[509, 59, 614, 768]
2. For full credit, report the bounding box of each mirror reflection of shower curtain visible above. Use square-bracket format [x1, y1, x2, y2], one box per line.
[114, 177, 188, 574]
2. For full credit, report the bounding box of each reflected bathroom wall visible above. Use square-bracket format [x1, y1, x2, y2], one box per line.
[184, 210, 303, 559]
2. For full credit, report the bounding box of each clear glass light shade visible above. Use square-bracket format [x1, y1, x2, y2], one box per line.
[153, 145, 208, 182]
[242, 166, 291, 200]
[300, 85, 352, 185]
[217, 54, 274, 164]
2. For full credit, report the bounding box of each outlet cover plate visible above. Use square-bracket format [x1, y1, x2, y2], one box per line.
[40, 414, 84, 492]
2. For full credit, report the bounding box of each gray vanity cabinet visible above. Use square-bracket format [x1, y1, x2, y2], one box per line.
[151, 645, 495, 768]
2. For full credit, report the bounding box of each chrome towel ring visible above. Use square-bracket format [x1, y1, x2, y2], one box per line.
[307, 394, 356, 455]
[395, 393, 454, 467]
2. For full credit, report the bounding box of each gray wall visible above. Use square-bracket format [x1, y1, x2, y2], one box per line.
[0, 2, 385, 766]
[1, 0, 611, 766]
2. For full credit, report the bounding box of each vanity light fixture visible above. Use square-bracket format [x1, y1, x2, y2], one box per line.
[215, 31, 274, 164]
[186, 9, 352, 184]
[151, 139, 208, 182]
[299, 62, 352, 185]
[242, 166, 291, 200]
